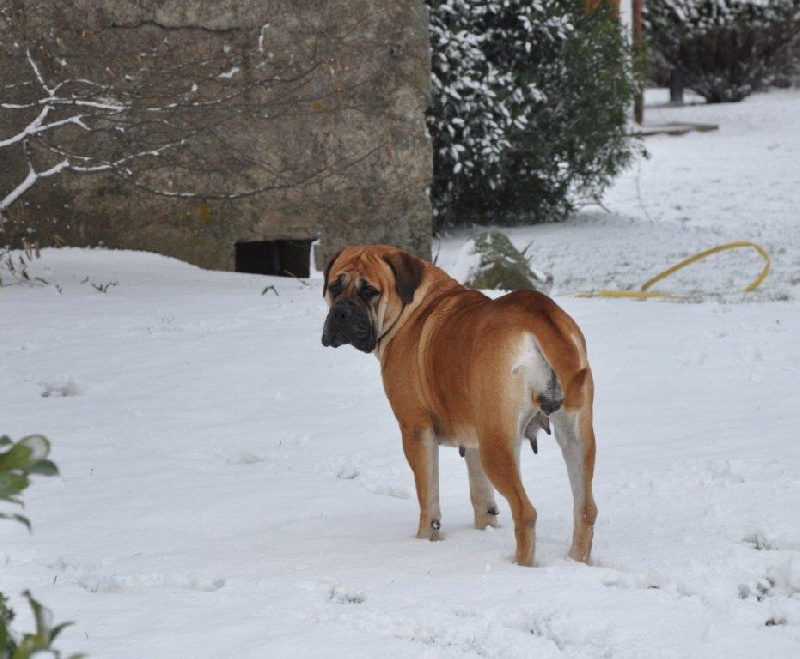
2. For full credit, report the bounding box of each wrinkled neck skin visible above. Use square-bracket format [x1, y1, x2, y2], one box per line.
[373, 267, 473, 363]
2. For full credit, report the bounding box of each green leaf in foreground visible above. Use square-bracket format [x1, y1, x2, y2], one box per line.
[0, 435, 59, 530]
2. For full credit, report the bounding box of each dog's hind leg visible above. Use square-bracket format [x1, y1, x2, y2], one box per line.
[478, 432, 537, 566]
[463, 447, 499, 529]
[553, 369, 598, 563]
[401, 428, 442, 541]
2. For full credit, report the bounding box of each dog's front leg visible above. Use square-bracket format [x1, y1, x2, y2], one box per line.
[401, 428, 442, 541]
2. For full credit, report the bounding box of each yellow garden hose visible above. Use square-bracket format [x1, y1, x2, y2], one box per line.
[574, 240, 771, 300]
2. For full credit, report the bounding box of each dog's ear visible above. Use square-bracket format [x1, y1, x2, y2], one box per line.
[382, 251, 424, 305]
[322, 249, 343, 297]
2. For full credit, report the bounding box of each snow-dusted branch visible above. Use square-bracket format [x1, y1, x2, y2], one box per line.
[0, 50, 133, 218]
[1, 7, 401, 222]
[0, 159, 69, 215]
[0, 111, 88, 149]
[26, 49, 52, 96]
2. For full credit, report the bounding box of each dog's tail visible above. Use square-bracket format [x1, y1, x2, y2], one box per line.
[530, 350, 593, 415]
[535, 364, 563, 415]
[514, 333, 570, 416]
[516, 335, 563, 415]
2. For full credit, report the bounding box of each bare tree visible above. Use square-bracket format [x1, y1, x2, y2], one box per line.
[0, 4, 396, 223]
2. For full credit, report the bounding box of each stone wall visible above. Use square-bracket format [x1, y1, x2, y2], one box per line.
[0, 1, 432, 270]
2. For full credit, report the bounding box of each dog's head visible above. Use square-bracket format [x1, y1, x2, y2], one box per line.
[321, 245, 425, 353]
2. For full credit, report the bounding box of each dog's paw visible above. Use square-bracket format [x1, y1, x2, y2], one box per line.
[568, 546, 592, 564]
[416, 519, 443, 541]
[474, 506, 500, 530]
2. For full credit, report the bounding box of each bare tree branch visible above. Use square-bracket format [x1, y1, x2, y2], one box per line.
[0, 5, 400, 222]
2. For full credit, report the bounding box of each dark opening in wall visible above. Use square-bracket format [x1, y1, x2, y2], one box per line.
[235, 240, 314, 278]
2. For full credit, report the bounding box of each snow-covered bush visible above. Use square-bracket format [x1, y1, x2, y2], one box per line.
[645, 0, 800, 103]
[457, 231, 553, 292]
[427, 0, 638, 228]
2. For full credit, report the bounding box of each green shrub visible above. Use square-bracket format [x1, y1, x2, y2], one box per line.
[0, 435, 58, 529]
[461, 231, 553, 292]
[427, 0, 638, 228]
[645, 0, 800, 103]
[0, 434, 83, 659]
[1, 591, 83, 659]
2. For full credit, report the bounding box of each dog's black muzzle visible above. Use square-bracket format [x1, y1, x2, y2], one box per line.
[322, 300, 377, 353]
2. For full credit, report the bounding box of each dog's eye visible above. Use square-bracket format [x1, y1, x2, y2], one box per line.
[328, 278, 343, 297]
[360, 284, 380, 300]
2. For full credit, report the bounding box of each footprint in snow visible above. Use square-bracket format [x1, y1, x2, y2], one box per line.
[333, 462, 410, 498]
[327, 583, 366, 605]
[365, 481, 411, 499]
[39, 376, 86, 398]
[225, 452, 265, 465]
[335, 462, 360, 479]
[78, 572, 225, 594]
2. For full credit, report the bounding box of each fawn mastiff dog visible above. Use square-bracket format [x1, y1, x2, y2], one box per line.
[321, 245, 597, 566]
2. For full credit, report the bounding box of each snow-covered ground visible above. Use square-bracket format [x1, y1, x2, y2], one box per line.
[1, 91, 798, 658]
